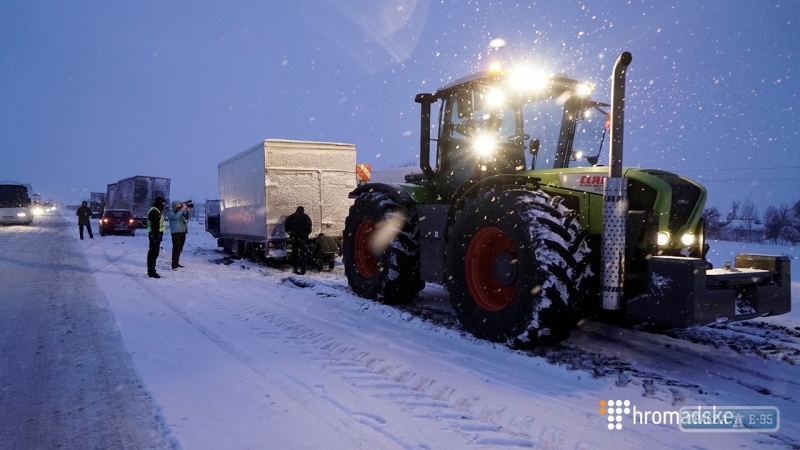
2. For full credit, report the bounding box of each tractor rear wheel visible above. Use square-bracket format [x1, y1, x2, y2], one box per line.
[343, 191, 423, 303]
[446, 187, 592, 346]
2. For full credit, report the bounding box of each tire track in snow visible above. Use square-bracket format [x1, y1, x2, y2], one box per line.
[111, 259, 423, 449]
[215, 299, 573, 449]
[294, 273, 800, 410]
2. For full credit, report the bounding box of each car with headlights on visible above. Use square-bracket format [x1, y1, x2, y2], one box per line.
[99, 209, 136, 236]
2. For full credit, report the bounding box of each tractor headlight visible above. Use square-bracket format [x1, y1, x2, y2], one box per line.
[474, 134, 497, 157]
[680, 233, 695, 246]
[656, 232, 670, 246]
[484, 89, 506, 109]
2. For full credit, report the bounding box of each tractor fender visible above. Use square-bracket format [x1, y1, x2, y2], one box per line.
[451, 174, 541, 212]
[349, 183, 417, 208]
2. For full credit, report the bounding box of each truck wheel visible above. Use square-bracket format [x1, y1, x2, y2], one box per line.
[446, 187, 591, 346]
[343, 191, 423, 303]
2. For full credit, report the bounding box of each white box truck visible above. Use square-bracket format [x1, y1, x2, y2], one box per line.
[217, 139, 357, 259]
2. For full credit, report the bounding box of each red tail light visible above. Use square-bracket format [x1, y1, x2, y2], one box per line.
[102, 218, 108, 223]
[129, 219, 135, 223]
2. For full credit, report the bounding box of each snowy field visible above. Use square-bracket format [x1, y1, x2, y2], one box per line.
[4, 211, 800, 449]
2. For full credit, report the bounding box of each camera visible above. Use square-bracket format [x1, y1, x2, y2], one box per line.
[185, 200, 194, 208]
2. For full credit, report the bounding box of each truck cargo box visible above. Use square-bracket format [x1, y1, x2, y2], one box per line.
[109, 176, 171, 227]
[106, 183, 117, 211]
[89, 192, 106, 218]
[218, 139, 356, 258]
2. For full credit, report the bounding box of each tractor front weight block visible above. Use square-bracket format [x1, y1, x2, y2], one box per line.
[625, 254, 791, 328]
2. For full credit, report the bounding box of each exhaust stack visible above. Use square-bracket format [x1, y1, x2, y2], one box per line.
[601, 51, 633, 311]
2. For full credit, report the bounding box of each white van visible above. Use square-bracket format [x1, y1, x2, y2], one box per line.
[0, 182, 33, 226]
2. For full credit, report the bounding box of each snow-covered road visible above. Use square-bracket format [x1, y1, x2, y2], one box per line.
[0, 212, 171, 449]
[2, 212, 799, 449]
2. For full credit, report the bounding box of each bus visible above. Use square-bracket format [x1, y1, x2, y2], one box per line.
[0, 182, 33, 225]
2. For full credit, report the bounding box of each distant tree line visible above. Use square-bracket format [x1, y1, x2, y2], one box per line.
[703, 198, 800, 245]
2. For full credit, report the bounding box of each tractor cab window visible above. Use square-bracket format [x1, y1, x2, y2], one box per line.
[520, 98, 568, 170]
[437, 87, 525, 193]
[449, 88, 510, 139]
[569, 104, 610, 168]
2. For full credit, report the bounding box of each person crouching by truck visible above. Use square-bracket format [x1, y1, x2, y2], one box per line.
[167, 200, 191, 270]
[311, 233, 339, 272]
[284, 206, 312, 275]
[146, 196, 167, 279]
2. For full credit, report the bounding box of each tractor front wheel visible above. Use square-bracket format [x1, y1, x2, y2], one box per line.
[446, 187, 590, 346]
[343, 191, 423, 303]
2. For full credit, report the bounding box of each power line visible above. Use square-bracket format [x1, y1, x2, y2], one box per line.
[671, 166, 800, 172]
[694, 177, 799, 183]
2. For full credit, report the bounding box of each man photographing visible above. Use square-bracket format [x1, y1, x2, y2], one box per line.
[167, 200, 192, 270]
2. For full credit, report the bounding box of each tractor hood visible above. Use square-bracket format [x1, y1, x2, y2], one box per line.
[528, 166, 707, 251]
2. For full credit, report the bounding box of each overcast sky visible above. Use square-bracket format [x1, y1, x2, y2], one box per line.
[1, 0, 797, 212]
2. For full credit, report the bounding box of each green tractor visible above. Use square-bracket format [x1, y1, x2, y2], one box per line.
[342, 53, 791, 346]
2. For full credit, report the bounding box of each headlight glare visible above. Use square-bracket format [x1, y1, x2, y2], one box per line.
[474, 134, 497, 157]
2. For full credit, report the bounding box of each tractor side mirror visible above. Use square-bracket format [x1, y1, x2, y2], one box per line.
[528, 139, 540, 155]
[529, 139, 540, 170]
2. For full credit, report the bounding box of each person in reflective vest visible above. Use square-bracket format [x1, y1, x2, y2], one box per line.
[146, 196, 167, 278]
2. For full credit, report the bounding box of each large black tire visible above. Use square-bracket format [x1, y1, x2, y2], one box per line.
[446, 187, 594, 346]
[343, 191, 424, 303]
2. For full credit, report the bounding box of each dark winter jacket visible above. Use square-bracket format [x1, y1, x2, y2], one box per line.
[312, 234, 339, 257]
[285, 210, 312, 239]
[76, 205, 92, 224]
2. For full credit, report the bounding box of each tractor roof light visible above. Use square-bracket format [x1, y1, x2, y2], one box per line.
[575, 82, 594, 97]
[507, 66, 550, 92]
[656, 232, 670, 247]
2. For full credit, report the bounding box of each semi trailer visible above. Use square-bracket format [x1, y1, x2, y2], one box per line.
[106, 176, 171, 228]
[89, 192, 106, 218]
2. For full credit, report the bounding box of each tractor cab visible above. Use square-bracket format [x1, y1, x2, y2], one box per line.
[415, 68, 607, 199]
